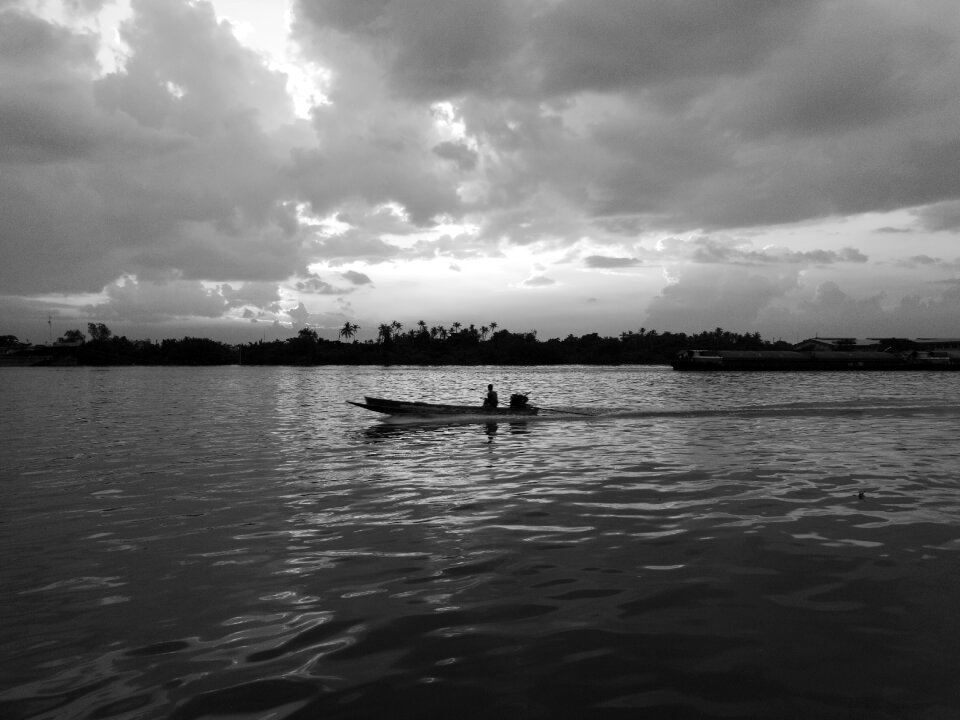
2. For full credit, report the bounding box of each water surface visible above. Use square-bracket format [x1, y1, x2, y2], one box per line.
[2, 366, 960, 718]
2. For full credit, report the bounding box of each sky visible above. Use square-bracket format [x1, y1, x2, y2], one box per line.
[2, 0, 960, 344]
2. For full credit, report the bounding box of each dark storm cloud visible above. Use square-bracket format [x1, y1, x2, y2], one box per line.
[915, 201, 960, 232]
[3, 0, 960, 338]
[297, 0, 523, 99]
[0, 11, 101, 162]
[294, 0, 391, 35]
[294, 0, 960, 232]
[288, 140, 461, 227]
[296, 0, 809, 100]
[531, 1, 810, 96]
[1, 0, 309, 299]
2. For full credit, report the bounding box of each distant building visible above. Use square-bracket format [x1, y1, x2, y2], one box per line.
[793, 337, 879, 351]
[910, 338, 960, 350]
[868, 337, 960, 352]
[794, 337, 960, 353]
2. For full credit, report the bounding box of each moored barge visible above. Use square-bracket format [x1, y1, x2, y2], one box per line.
[672, 348, 960, 371]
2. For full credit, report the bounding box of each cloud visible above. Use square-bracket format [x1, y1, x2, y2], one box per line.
[521, 274, 556, 288]
[782, 281, 960, 338]
[221, 282, 282, 310]
[656, 235, 869, 266]
[313, 231, 400, 264]
[341, 270, 372, 285]
[286, 301, 309, 326]
[295, 277, 338, 295]
[432, 140, 478, 171]
[915, 200, 960, 232]
[583, 255, 641, 269]
[294, 270, 371, 294]
[893, 254, 960, 271]
[291, 0, 960, 234]
[63, 0, 109, 15]
[532, 1, 812, 97]
[646, 267, 960, 339]
[875, 226, 913, 234]
[3, 0, 960, 342]
[645, 264, 797, 332]
[1, 0, 310, 296]
[87, 277, 228, 323]
[795, 281, 885, 330]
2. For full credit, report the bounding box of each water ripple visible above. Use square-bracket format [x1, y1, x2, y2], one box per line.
[3, 367, 960, 718]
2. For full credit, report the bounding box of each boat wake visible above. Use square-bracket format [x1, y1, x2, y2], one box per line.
[591, 398, 960, 422]
[370, 398, 960, 426]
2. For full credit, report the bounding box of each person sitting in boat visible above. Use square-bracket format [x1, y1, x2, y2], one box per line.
[483, 384, 499, 409]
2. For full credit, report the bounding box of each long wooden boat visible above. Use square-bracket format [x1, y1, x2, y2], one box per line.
[348, 396, 539, 417]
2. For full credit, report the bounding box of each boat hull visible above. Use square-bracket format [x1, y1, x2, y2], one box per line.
[672, 349, 960, 371]
[349, 396, 539, 417]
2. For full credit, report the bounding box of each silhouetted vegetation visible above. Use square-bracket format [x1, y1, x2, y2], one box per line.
[74, 334, 238, 365]
[238, 324, 791, 366]
[1, 329, 237, 366]
[2, 323, 793, 366]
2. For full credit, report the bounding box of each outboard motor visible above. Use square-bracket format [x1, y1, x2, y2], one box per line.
[509, 393, 529, 409]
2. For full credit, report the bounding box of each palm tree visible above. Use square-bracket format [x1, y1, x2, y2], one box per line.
[417, 320, 428, 337]
[339, 322, 359, 341]
[377, 323, 392, 344]
[391, 320, 403, 335]
[480, 325, 489, 341]
[451, 322, 462, 335]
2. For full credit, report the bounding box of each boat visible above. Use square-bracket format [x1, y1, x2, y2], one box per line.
[348, 395, 539, 417]
[671, 348, 960, 371]
[0, 344, 78, 367]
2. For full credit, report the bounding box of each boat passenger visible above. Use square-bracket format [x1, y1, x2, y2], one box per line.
[483, 384, 499, 409]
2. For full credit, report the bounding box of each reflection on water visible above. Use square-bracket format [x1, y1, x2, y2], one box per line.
[2, 367, 960, 719]
[361, 418, 533, 444]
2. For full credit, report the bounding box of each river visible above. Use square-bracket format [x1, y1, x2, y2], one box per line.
[2, 365, 960, 719]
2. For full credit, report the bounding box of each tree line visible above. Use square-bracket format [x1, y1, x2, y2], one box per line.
[2, 321, 792, 366]
[2, 324, 236, 366]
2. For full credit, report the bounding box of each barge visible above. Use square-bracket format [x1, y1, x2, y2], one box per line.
[672, 348, 960, 371]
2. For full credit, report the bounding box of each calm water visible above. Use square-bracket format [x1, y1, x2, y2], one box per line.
[2, 365, 960, 719]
